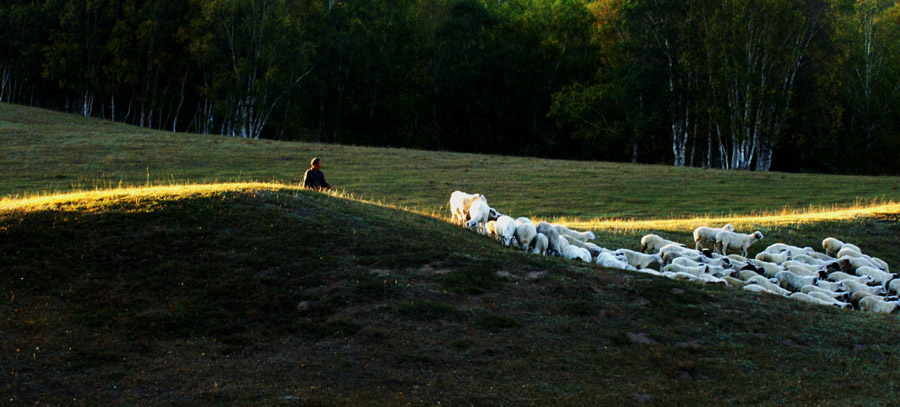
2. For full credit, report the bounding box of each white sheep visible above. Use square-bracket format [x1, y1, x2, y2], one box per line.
[532, 233, 549, 256]
[737, 269, 763, 281]
[514, 222, 538, 251]
[838, 248, 889, 272]
[536, 222, 564, 256]
[814, 280, 845, 293]
[775, 270, 818, 292]
[493, 216, 517, 247]
[755, 251, 791, 265]
[743, 283, 784, 296]
[466, 199, 492, 235]
[595, 252, 636, 271]
[636, 268, 663, 276]
[723, 276, 752, 289]
[562, 245, 592, 262]
[551, 224, 595, 242]
[790, 254, 833, 267]
[822, 237, 844, 257]
[662, 263, 709, 277]
[827, 271, 873, 285]
[641, 234, 683, 254]
[748, 259, 783, 278]
[764, 243, 814, 256]
[790, 292, 843, 308]
[855, 266, 896, 286]
[658, 244, 704, 259]
[841, 280, 886, 296]
[693, 224, 735, 250]
[800, 285, 848, 300]
[858, 296, 900, 313]
[716, 231, 764, 257]
[782, 261, 824, 277]
[803, 291, 852, 309]
[449, 191, 485, 226]
[616, 249, 663, 270]
[745, 275, 791, 296]
[515, 217, 534, 226]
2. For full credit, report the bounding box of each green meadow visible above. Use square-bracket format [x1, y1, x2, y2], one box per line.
[3, 104, 900, 405]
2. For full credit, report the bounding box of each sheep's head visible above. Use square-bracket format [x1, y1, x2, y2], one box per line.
[753, 231, 764, 241]
[487, 208, 501, 222]
[723, 224, 735, 232]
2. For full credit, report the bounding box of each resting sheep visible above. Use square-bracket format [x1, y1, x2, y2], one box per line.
[841, 280, 885, 296]
[562, 244, 592, 262]
[775, 270, 818, 292]
[693, 224, 735, 250]
[745, 275, 791, 296]
[595, 252, 636, 271]
[716, 231, 764, 257]
[755, 251, 791, 265]
[764, 243, 813, 256]
[641, 234, 683, 254]
[790, 292, 843, 308]
[822, 237, 844, 257]
[859, 296, 900, 313]
[616, 249, 663, 270]
[551, 224, 596, 242]
[855, 266, 896, 286]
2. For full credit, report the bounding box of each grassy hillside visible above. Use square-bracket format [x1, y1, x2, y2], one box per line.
[3, 104, 899, 220]
[3, 104, 900, 405]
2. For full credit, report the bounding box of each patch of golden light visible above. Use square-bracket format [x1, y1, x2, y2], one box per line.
[560, 201, 900, 233]
[0, 182, 297, 212]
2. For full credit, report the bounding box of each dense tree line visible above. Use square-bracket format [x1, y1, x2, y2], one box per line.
[1, 0, 898, 174]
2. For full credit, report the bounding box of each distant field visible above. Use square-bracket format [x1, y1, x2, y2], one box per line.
[3, 104, 899, 221]
[4, 104, 900, 405]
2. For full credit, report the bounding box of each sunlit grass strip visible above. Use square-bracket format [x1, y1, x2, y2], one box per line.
[561, 200, 900, 233]
[0, 182, 301, 212]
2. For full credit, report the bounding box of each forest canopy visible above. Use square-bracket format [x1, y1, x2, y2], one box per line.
[1, 0, 898, 174]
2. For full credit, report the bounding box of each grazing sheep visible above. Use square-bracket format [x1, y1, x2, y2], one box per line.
[715, 230, 764, 257]
[536, 222, 564, 256]
[838, 249, 889, 272]
[791, 254, 833, 267]
[513, 221, 537, 250]
[515, 217, 534, 226]
[850, 291, 874, 307]
[790, 292, 842, 308]
[693, 224, 735, 250]
[551, 224, 595, 242]
[466, 199, 493, 235]
[616, 249, 663, 270]
[859, 296, 900, 313]
[764, 243, 814, 256]
[822, 237, 844, 257]
[746, 275, 791, 296]
[562, 245, 592, 262]
[449, 191, 485, 226]
[493, 216, 517, 247]
[838, 258, 884, 275]
[664, 271, 700, 282]
[583, 242, 604, 258]
[855, 266, 896, 286]
[641, 234, 683, 254]
[595, 252, 637, 271]
[836, 246, 863, 259]
[662, 263, 710, 277]
[755, 251, 792, 265]
[532, 233, 549, 256]
[775, 270, 818, 292]
[841, 280, 886, 296]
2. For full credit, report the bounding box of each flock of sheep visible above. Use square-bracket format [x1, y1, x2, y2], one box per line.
[449, 190, 898, 314]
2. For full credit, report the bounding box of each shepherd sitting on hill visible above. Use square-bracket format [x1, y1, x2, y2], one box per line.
[302, 157, 332, 190]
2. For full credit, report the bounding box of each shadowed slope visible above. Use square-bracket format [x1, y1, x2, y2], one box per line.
[3, 186, 900, 406]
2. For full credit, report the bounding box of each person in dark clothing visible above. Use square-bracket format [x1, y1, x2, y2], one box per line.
[302, 157, 332, 190]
